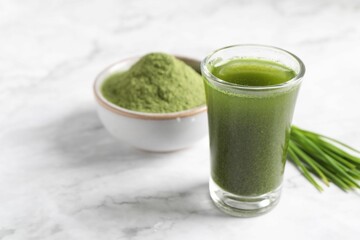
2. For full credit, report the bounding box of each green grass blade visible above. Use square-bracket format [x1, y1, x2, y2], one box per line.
[289, 141, 329, 186]
[289, 125, 360, 192]
[288, 147, 323, 191]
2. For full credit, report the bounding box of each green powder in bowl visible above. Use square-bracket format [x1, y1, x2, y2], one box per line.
[101, 53, 205, 113]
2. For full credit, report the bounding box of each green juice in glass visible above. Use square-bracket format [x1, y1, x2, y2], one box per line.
[206, 58, 298, 195]
[202, 45, 304, 217]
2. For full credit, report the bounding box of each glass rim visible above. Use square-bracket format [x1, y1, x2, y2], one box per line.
[201, 44, 306, 91]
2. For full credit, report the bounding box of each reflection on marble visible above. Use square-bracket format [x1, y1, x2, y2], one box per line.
[0, 0, 359, 239]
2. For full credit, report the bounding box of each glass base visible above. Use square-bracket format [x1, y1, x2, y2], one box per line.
[209, 178, 282, 217]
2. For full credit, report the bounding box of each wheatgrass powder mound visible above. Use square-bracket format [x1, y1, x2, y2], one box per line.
[101, 52, 205, 113]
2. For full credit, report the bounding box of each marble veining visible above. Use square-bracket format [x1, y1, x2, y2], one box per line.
[0, 0, 359, 239]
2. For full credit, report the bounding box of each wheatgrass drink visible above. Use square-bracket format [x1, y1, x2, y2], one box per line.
[201, 45, 305, 217]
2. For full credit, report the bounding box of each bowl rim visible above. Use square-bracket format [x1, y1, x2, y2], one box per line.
[93, 55, 207, 120]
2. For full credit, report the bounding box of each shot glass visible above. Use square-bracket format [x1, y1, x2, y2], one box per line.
[201, 44, 305, 217]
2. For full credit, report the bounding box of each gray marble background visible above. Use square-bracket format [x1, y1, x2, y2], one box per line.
[0, 0, 359, 239]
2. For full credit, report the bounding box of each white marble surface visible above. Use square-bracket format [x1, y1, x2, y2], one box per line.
[1, 0, 360, 239]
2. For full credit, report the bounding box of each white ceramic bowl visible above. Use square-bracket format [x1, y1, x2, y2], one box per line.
[94, 56, 208, 152]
